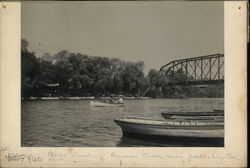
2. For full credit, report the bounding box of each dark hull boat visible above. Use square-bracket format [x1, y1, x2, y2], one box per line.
[213, 109, 224, 113]
[117, 134, 224, 147]
[161, 111, 224, 119]
[114, 117, 224, 139]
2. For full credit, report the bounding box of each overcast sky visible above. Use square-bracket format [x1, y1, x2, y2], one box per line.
[22, 1, 224, 73]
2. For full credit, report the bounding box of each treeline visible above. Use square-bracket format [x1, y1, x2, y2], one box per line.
[21, 39, 223, 98]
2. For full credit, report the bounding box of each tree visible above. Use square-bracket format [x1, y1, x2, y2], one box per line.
[122, 62, 146, 95]
[21, 39, 223, 98]
[21, 39, 41, 97]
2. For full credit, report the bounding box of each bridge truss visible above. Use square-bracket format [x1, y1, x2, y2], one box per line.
[159, 54, 224, 85]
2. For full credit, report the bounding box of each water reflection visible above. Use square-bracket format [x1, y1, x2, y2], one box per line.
[117, 135, 224, 147]
[22, 98, 224, 147]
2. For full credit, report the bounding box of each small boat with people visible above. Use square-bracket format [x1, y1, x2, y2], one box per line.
[90, 101, 124, 107]
[114, 116, 224, 138]
[161, 110, 224, 119]
[91, 95, 124, 107]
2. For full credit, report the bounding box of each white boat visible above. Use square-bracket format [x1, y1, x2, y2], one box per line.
[68, 97, 82, 100]
[81, 96, 95, 100]
[41, 97, 59, 100]
[28, 97, 39, 100]
[114, 116, 224, 138]
[90, 100, 124, 107]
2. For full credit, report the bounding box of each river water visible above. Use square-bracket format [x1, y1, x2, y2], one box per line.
[21, 98, 224, 147]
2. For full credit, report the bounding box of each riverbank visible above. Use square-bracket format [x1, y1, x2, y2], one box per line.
[22, 96, 151, 101]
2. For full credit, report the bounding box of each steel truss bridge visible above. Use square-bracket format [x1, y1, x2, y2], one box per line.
[159, 54, 224, 86]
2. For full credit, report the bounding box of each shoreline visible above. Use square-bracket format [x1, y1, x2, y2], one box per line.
[21, 96, 224, 101]
[21, 96, 152, 101]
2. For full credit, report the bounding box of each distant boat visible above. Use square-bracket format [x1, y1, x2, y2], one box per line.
[81, 96, 94, 100]
[59, 96, 70, 100]
[114, 116, 224, 138]
[166, 115, 224, 121]
[137, 97, 151, 99]
[28, 97, 39, 100]
[41, 97, 59, 100]
[213, 109, 224, 113]
[161, 111, 224, 119]
[59, 96, 95, 100]
[90, 101, 124, 107]
[68, 97, 81, 100]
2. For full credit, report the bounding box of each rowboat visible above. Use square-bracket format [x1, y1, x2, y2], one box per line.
[114, 116, 224, 138]
[165, 115, 224, 121]
[90, 100, 124, 107]
[68, 97, 82, 100]
[41, 97, 59, 100]
[213, 109, 224, 113]
[81, 96, 94, 100]
[161, 111, 224, 119]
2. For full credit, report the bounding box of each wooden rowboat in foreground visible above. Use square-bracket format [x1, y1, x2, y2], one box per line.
[114, 116, 224, 139]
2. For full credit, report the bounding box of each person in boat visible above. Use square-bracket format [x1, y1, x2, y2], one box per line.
[106, 95, 123, 104]
[107, 96, 115, 104]
[100, 94, 107, 103]
[117, 95, 124, 104]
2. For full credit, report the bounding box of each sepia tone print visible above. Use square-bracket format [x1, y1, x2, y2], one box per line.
[21, 1, 224, 147]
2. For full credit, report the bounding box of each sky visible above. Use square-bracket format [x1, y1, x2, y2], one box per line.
[21, 1, 224, 73]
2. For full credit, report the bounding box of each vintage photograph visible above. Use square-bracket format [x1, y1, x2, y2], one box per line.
[21, 1, 224, 147]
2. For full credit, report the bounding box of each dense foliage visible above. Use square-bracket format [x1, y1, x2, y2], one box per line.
[21, 39, 223, 98]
